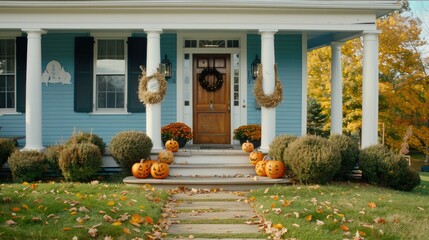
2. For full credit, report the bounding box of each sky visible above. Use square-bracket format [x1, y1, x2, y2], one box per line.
[409, 1, 429, 57]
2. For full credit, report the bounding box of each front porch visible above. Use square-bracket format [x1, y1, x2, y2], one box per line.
[120, 144, 291, 190]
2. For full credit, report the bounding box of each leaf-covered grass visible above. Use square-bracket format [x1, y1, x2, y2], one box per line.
[250, 174, 429, 240]
[0, 182, 168, 239]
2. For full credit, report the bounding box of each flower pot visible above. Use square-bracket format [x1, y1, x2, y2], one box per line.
[239, 138, 261, 149]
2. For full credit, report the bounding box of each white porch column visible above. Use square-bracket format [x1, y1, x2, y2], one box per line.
[23, 29, 46, 151]
[144, 29, 163, 150]
[330, 42, 343, 135]
[362, 31, 379, 148]
[259, 30, 277, 151]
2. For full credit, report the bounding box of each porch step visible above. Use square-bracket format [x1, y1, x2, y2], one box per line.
[123, 175, 290, 191]
[169, 163, 255, 176]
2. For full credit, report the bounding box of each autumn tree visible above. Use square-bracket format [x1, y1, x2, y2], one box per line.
[307, 7, 429, 157]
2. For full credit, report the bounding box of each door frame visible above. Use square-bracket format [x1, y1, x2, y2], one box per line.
[176, 31, 248, 144]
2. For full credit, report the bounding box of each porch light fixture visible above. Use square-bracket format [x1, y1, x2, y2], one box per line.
[160, 54, 172, 80]
[251, 55, 261, 80]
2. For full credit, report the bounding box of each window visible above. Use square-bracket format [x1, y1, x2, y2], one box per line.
[95, 39, 126, 112]
[0, 39, 15, 111]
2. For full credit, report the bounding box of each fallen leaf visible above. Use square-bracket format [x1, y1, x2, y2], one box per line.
[368, 202, 376, 209]
[107, 201, 115, 206]
[292, 223, 300, 228]
[22, 204, 29, 210]
[316, 220, 324, 225]
[88, 228, 98, 238]
[145, 216, 153, 224]
[63, 227, 72, 231]
[5, 220, 17, 226]
[273, 223, 283, 229]
[122, 228, 131, 234]
[112, 221, 122, 226]
[417, 207, 425, 211]
[11, 207, 20, 212]
[374, 218, 387, 224]
[340, 224, 350, 231]
[131, 213, 144, 224]
[305, 215, 312, 222]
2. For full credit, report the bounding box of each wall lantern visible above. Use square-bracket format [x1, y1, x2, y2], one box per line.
[160, 54, 172, 80]
[251, 55, 261, 80]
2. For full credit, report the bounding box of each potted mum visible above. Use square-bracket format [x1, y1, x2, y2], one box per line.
[161, 122, 193, 148]
[233, 124, 261, 148]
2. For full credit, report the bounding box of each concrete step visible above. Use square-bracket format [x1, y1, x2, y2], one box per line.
[123, 175, 290, 191]
[169, 163, 255, 176]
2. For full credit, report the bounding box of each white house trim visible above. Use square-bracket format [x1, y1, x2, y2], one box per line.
[176, 32, 248, 144]
[330, 41, 344, 135]
[361, 31, 380, 148]
[301, 32, 308, 136]
[145, 29, 163, 150]
[22, 28, 46, 151]
[259, 30, 277, 151]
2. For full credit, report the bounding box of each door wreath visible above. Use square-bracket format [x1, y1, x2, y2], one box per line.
[138, 66, 167, 105]
[253, 64, 283, 108]
[198, 67, 223, 92]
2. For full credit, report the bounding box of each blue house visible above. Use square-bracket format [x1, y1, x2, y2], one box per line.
[0, 0, 399, 151]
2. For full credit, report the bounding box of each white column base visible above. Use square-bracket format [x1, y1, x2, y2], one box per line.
[260, 107, 276, 151]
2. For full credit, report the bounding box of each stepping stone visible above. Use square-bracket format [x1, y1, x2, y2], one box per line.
[175, 210, 256, 221]
[173, 192, 247, 200]
[174, 201, 253, 211]
[168, 224, 260, 234]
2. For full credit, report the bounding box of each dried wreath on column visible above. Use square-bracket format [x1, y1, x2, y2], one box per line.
[253, 64, 283, 108]
[138, 66, 167, 104]
[198, 67, 223, 92]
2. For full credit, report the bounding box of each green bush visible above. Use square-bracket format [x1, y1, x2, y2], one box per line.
[58, 143, 102, 182]
[0, 138, 16, 167]
[7, 150, 47, 182]
[45, 144, 65, 174]
[268, 134, 297, 160]
[109, 131, 153, 173]
[328, 134, 360, 181]
[359, 145, 420, 191]
[283, 135, 341, 184]
[66, 132, 106, 154]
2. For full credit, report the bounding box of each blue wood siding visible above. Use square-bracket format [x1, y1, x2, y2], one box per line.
[0, 32, 177, 146]
[247, 34, 302, 136]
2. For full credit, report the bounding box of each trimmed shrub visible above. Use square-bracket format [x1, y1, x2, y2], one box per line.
[59, 143, 102, 182]
[45, 144, 65, 174]
[66, 132, 106, 154]
[283, 135, 341, 184]
[0, 138, 16, 167]
[109, 131, 153, 173]
[359, 145, 420, 191]
[7, 150, 47, 182]
[268, 134, 297, 161]
[328, 134, 360, 181]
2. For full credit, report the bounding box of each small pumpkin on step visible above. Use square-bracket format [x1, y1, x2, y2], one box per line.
[241, 140, 254, 153]
[165, 139, 179, 152]
[131, 159, 152, 179]
[249, 150, 264, 165]
[158, 150, 174, 164]
[150, 159, 170, 179]
[265, 160, 286, 179]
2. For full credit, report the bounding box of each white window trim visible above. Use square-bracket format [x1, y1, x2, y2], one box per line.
[0, 37, 18, 114]
[92, 35, 129, 113]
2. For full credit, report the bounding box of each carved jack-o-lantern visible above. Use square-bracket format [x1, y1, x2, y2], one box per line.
[255, 160, 267, 176]
[158, 150, 174, 164]
[165, 139, 179, 152]
[131, 159, 152, 179]
[150, 161, 170, 179]
[249, 151, 264, 165]
[241, 140, 254, 153]
[265, 160, 285, 179]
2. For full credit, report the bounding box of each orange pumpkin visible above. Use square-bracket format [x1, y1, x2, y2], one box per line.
[265, 160, 285, 179]
[241, 140, 254, 153]
[249, 151, 264, 165]
[255, 160, 267, 176]
[158, 150, 174, 164]
[165, 139, 179, 152]
[131, 159, 152, 179]
[143, 159, 158, 166]
[150, 160, 170, 179]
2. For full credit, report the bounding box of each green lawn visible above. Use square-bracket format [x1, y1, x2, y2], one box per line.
[0, 182, 168, 239]
[249, 173, 429, 240]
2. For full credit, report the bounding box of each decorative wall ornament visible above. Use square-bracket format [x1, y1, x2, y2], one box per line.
[198, 67, 223, 92]
[138, 66, 167, 105]
[42, 60, 71, 85]
[253, 64, 283, 108]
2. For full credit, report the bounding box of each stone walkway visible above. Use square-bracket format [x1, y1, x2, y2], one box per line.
[166, 191, 265, 239]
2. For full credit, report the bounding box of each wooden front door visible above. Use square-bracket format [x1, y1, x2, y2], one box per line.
[193, 54, 231, 144]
